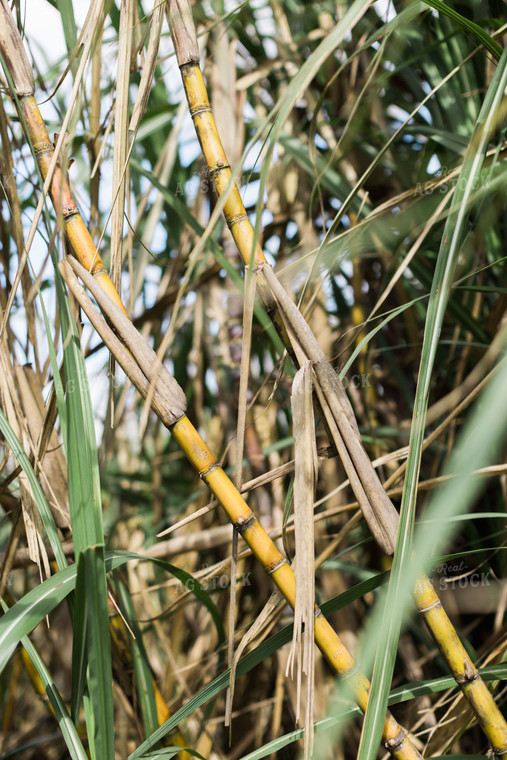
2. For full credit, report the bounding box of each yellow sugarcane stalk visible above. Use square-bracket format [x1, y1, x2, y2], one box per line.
[0, 1, 124, 317]
[172, 417, 421, 760]
[167, 1, 507, 753]
[180, 65, 267, 270]
[16, 95, 126, 316]
[60, 250, 424, 760]
[0, 4, 424, 756]
[415, 577, 507, 750]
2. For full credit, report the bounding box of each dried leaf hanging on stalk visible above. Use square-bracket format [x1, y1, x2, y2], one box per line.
[287, 360, 318, 760]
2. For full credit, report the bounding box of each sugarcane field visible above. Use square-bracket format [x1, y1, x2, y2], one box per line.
[0, 1, 506, 759]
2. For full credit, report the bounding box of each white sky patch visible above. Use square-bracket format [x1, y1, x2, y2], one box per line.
[373, 0, 397, 23]
[22, 1, 66, 67]
[23, 1, 90, 72]
[427, 154, 442, 174]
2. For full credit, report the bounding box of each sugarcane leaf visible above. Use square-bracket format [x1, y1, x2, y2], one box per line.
[0, 550, 225, 679]
[0, 555, 134, 701]
[0, 409, 67, 571]
[82, 545, 114, 760]
[0, 598, 88, 760]
[57, 275, 103, 554]
[359, 41, 507, 760]
[115, 579, 160, 740]
[56, 271, 109, 743]
[70, 549, 89, 723]
[55, 0, 78, 59]
[138, 750, 206, 759]
[0, 562, 79, 676]
[420, 0, 503, 61]
[287, 361, 316, 757]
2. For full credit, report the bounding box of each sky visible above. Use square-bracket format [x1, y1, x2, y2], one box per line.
[23, 1, 88, 66]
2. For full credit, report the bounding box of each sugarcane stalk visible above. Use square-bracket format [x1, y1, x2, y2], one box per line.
[0, 7, 423, 750]
[175, 31, 403, 559]
[0, 0, 124, 316]
[414, 577, 507, 750]
[60, 255, 423, 760]
[0, 0, 178, 748]
[166, 1, 507, 754]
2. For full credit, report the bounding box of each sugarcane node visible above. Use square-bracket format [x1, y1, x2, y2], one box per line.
[188, 103, 212, 117]
[314, 604, 323, 619]
[30, 141, 79, 219]
[175, 53, 200, 68]
[169, 32, 199, 67]
[254, 260, 268, 275]
[417, 596, 441, 613]
[179, 61, 200, 75]
[266, 557, 288, 575]
[226, 213, 249, 228]
[208, 160, 230, 175]
[456, 660, 479, 684]
[339, 663, 360, 680]
[50, 168, 78, 218]
[91, 266, 108, 277]
[385, 728, 406, 751]
[198, 461, 220, 480]
[233, 513, 256, 535]
[33, 141, 54, 155]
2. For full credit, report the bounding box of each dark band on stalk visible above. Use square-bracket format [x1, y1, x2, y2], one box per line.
[386, 729, 407, 752]
[233, 513, 256, 535]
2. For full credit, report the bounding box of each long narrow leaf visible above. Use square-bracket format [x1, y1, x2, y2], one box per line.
[0, 600, 88, 760]
[82, 545, 115, 760]
[0, 550, 226, 679]
[0, 409, 67, 570]
[116, 578, 160, 740]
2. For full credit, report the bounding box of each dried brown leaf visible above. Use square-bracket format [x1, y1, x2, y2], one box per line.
[167, 0, 199, 66]
[61, 257, 187, 425]
[286, 360, 316, 759]
[0, 0, 34, 95]
[110, 0, 134, 293]
[14, 365, 70, 529]
[130, 1, 165, 134]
